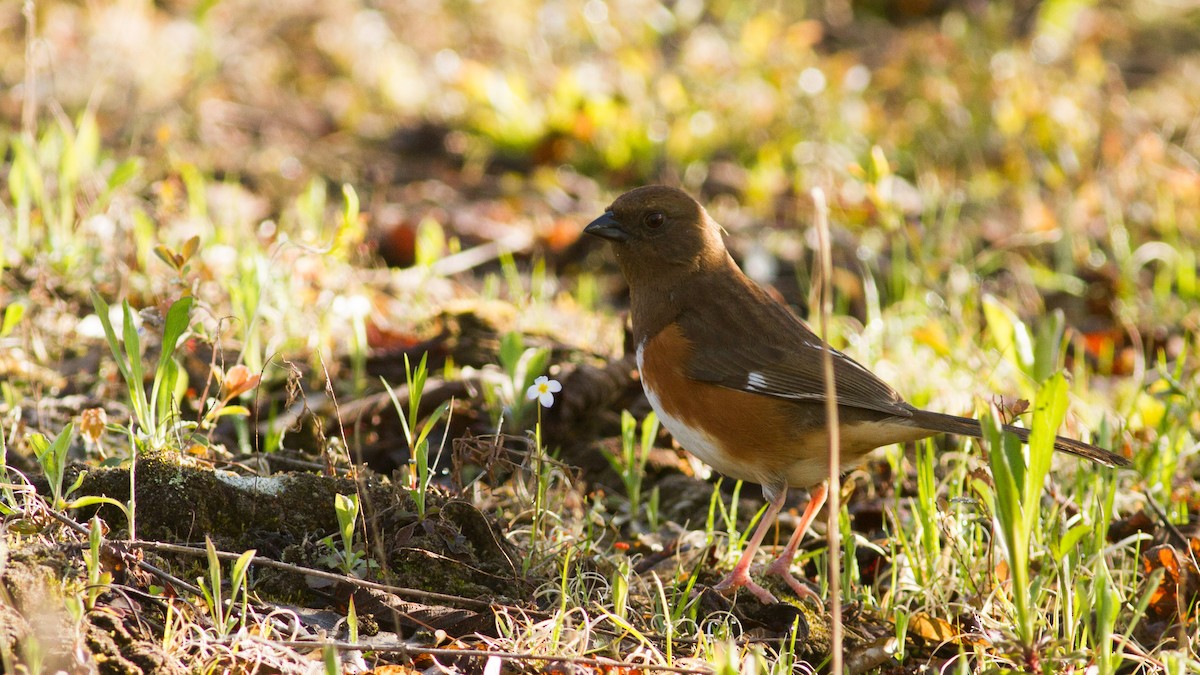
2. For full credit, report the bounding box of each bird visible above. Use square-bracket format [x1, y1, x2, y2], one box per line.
[584, 185, 1129, 604]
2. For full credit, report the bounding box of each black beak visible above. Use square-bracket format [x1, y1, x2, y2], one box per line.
[584, 212, 629, 242]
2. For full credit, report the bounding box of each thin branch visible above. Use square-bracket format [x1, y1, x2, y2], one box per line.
[34, 506, 202, 595]
[227, 636, 714, 674]
[811, 186, 843, 672]
[127, 539, 539, 617]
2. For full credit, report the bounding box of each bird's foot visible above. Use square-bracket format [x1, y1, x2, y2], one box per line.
[713, 568, 779, 604]
[764, 557, 820, 602]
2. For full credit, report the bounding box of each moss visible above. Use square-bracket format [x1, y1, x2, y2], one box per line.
[66, 457, 530, 606]
[76, 456, 362, 546]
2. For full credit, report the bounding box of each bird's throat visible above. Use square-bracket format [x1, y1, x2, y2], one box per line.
[628, 285, 681, 348]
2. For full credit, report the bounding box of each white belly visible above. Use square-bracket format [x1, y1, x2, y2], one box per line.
[636, 342, 754, 482]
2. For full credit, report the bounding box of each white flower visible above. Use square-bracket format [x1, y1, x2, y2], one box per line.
[525, 376, 562, 408]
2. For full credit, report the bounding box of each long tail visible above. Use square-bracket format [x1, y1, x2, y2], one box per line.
[906, 409, 1129, 467]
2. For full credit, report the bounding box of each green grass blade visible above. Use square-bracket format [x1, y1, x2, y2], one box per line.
[1, 302, 25, 338]
[116, 300, 150, 431]
[1024, 373, 1067, 535]
[90, 292, 132, 386]
[982, 407, 1031, 646]
[149, 297, 194, 435]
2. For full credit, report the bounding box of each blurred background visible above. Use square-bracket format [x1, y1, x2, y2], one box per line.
[3, 0, 1200, 406]
[5, 0, 1198, 235]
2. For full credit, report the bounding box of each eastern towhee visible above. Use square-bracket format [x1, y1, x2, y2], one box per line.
[585, 185, 1128, 604]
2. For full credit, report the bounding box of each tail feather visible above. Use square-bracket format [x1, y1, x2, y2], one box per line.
[906, 409, 1129, 468]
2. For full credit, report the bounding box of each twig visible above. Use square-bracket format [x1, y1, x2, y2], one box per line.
[124, 539, 780, 654]
[811, 186, 843, 671]
[31, 507, 789, 663]
[127, 540, 538, 617]
[224, 636, 713, 674]
[33, 507, 202, 595]
[1142, 493, 1190, 552]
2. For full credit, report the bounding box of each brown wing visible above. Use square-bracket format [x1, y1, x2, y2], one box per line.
[675, 281, 914, 418]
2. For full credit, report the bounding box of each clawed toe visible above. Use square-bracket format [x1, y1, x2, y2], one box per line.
[713, 564, 821, 604]
[764, 558, 820, 602]
[713, 570, 779, 604]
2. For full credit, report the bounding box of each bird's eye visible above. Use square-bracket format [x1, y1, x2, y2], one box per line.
[644, 212, 665, 228]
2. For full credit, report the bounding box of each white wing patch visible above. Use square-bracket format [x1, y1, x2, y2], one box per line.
[746, 371, 767, 390]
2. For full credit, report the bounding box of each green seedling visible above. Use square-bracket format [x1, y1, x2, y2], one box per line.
[549, 547, 573, 649]
[335, 493, 361, 573]
[837, 506, 858, 603]
[414, 216, 446, 269]
[197, 537, 256, 638]
[91, 292, 194, 450]
[525, 410, 551, 573]
[0, 430, 18, 515]
[179, 163, 207, 221]
[347, 596, 359, 643]
[1, 302, 25, 338]
[499, 249, 524, 301]
[980, 372, 1068, 655]
[893, 609, 910, 663]
[603, 410, 659, 527]
[338, 183, 361, 252]
[7, 134, 39, 253]
[521, 374, 562, 573]
[530, 256, 549, 304]
[1090, 558, 1121, 674]
[383, 353, 451, 519]
[654, 574, 675, 663]
[646, 485, 661, 531]
[29, 423, 83, 509]
[5, 109, 134, 267]
[228, 255, 266, 376]
[153, 235, 200, 287]
[319, 493, 374, 577]
[33, 408, 140, 535]
[710, 479, 761, 566]
[293, 176, 326, 236]
[911, 437, 941, 586]
[322, 644, 338, 675]
[982, 296, 1067, 393]
[84, 515, 113, 611]
[611, 552, 631, 622]
[490, 331, 549, 432]
[669, 556, 704, 628]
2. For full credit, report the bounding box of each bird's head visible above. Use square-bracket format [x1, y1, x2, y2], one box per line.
[584, 185, 727, 285]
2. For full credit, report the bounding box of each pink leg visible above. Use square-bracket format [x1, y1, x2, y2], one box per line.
[764, 482, 827, 601]
[712, 486, 788, 604]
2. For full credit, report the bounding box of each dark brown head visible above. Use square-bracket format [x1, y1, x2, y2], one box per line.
[584, 186, 727, 287]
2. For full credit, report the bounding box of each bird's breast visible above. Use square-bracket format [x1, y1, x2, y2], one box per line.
[635, 323, 826, 488]
[637, 338, 746, 482]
